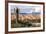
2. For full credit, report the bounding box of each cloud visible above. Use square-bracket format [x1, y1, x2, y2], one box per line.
[35, 7, 40, 12]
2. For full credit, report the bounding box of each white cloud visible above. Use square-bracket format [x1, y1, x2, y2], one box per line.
[35, 7, 40, 12]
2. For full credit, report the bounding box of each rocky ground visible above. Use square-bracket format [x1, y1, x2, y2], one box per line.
[11, 14, 41, 28]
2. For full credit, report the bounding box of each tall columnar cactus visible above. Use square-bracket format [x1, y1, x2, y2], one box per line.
[14, 7, 19, 24]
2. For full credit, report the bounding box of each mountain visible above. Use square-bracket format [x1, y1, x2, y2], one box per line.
[32, 11, 40, 14]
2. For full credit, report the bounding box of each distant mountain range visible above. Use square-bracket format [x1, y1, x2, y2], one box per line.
[11, 11, 40, 15]
[32, 12, 40, 14]
[19, 12, 40, 14]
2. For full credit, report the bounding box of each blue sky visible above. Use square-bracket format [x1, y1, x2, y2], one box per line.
[11, 5, 40, 14]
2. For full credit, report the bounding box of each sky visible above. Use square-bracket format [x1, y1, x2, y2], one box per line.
[10, 5, 41, 14]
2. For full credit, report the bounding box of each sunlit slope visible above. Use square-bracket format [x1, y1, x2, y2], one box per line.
[11, 14, 40, 23]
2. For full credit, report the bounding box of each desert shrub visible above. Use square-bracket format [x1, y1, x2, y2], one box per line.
[11, 19, 16, 24]
[11, 19, 16, 28]
[18, 19, 32, 27]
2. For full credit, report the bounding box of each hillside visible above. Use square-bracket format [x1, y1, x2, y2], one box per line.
[11, 14, 40, 23]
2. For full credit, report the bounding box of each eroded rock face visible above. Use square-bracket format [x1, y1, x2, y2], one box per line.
[11, 14, 40, 23]
[11, 14, 41, 28]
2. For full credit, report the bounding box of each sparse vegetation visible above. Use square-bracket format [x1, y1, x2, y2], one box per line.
[11, 8, 41, 28]
[11, 18, 41, 28]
